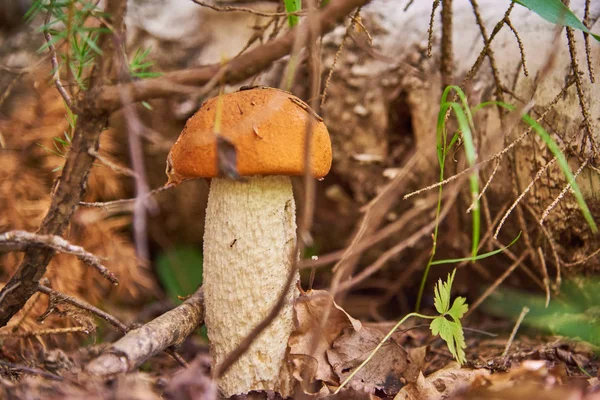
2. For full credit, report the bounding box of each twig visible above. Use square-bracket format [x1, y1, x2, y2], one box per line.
[494, 157, 557, 239]
[467, 159, 499, 213]
[537, 247, 550, 307]
[467, 250, 530, 316]
[0, 326, 90, 337]
[540, 158, 589, 225]
[565, 24, 597, 155]
[321, 7, 362, 108]
[38, 284, 127, 332]
[0, 360, 63, 381]
[43, 0, 73, 110]
[562, 246, 600, 267]
[96, 0, 373, 111]
[504, 17, 528, 77]
[79, 184, 174, 210]
[191, 0, 306, 17]
[440, 0, 453, 88]
[501, 306, 529, 357]
[426, 0, 441, 57]
[582, 0, 595, 83]
[87, 287, 204, 375]
[88, 148, 138, 178]
[0, 230, 118, 285]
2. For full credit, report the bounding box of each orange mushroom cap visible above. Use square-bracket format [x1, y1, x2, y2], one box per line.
[166, 87, 332, 184]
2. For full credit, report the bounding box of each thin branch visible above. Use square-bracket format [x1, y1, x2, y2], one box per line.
[540, 158, 589, 225]
[0, 230, 118, 285]
[96, 0, 372, 111]
[321, 7, 361, 108]
[88, 148, 138, 178]
[494, 157, 557, 239]
[191, 0, 306, 17]
[582, 0, 595, 83]
[87, 287, 204, 375]
[501, 306, 529, 357]
[537, 247, 550, 307]
[426, 0, 441, 58]
[565, 24, 597, 155]
[43, 0, 73, 110]
[0, 326, 90, 337]
[37, 284, 128, 332]
[505, 17, 528, 77]
[0, 360, 63, 381]
[78, 184, 174, 210]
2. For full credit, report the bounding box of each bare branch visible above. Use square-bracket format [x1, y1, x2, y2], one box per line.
[96, 0, 372, 111]
[43, 0, 73, 109]
[37, 284, 128, 332]
[87, 287, 204, 375]
[191, 0, 306, 17]
[0, 230, 118, 285]
[79, 184, 175, 210]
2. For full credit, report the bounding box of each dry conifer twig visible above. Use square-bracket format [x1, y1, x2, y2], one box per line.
[0, 230, 118, 284]
[540, 158, 589, 225]
[504, 17, 529, 77]
[494, 157, 557, 239]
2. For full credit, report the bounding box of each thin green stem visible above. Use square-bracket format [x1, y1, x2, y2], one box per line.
[334, 312, 435, 394]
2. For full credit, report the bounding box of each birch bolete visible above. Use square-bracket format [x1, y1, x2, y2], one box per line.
[166, 87, 332, 397]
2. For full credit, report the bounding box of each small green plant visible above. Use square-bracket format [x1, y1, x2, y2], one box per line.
[335, 269, 468, 394]
[129, 47, 162, 80]
[415, 85, 597, 311]
[416, 85, 481, 311]
[27, 0, 111, 91]
[37, 105, 77, 171]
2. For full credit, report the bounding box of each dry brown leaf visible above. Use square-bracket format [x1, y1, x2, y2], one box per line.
[327, 326, 409, 395]
[394, 363, 490, 400]
[289, 289, 362, 392]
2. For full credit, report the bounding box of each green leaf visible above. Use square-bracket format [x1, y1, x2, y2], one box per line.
[433, 269, 456, 314]
[448, 296, 468, 322]
[430, 232, 521, 266]
[513, 0, 600, 41]
[284, 0, 301, 27]
[431, 269, 468, 365]
[156, 247, 203, 303]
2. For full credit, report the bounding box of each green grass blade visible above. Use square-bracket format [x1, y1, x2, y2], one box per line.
[284, 0, 301, 27]
[431, 232, 521, 265]
[513, 0, 600, 41]
[475, 100, 597, 233]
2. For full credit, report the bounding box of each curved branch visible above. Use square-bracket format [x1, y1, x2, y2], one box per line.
[96, 0, 371, 111]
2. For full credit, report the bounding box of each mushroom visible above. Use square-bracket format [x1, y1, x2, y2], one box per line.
[166, 87, 332, 397]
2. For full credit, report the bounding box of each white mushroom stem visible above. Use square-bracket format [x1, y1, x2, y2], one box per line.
[203, 175, 299, 397]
